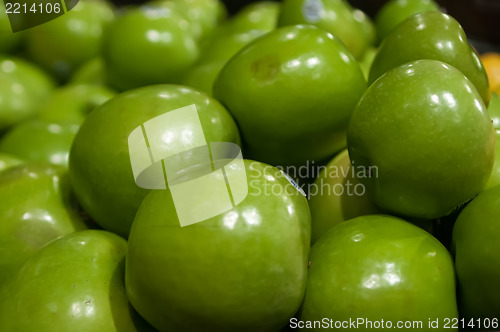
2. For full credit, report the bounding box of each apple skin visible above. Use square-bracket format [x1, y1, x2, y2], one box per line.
[277, 0, 372, 59]
[226, 1, 281, 33]
[0, 230, 153, 332]
[369, 11, 490, 106]
[354, 8, 376, 48]
[181, 61, 226, 96]
[374, 0, 439, 43]
[70, 58, 106, 86]
[348, 60, 495, 219]
[69, 85, 241, 238]
[182, 29, 269, 96]
[199, 29, 270, 66]
[0, 56, 55, 103]
[0, 163, 86, 286]
[489, 92, 500, 130]
[0, 56, 56, 130]
[0, 153, 24, 172]
[452, 185, 500, 320]
[126, 159, 310, 331]
[103, 5, 199, 91]
[26, 0, 114, 81]
[301, 215, 458, 330]
[170, 0, 227, 41]
[485, 132, 500, 189]
[358, 46, 377, 80]
[37, 84, 116, 124]
[213, 25, 366, 167]
[308, 149, 380, 244]
[0, 120, 79, 167]
[486, 93, 500, 188]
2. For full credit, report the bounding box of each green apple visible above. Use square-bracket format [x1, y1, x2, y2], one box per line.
[225, 1, 280, 33]
[358, 46, 377, 80]
[0, 163, 86, 286]
[353, 8, 376, 48]
[126, 159, 310, 331]
[308, 149, 379, 244]
[300, 215, 458, 329]
[168, 0, 227, 41]
[452, 185, 500, 320]
[0, 72, 33, 131]
[213, 25, 366, 167]
[181, 61, 225, 96]
[369, 11, 490, 105]
[70, 57, 106, 86]
[0, 56, 55, 102]
[199, 29, 270, 66]
[0, 230, 153, 331]
[375, 0, 439, 42]
[0, 56, 56, 130]
[278, 0, 372, 59]
[0, 153, 24, 172]
[486, 133, 500, 190]
[103, 5, 199, 91]
[69, 85, 241, 238]
[182, 29, 269, 95]
[489, 92, 500, 130]
[37, 84, 116, 124]
[486, 93, 500, 189]
[348, 60, 495, 219]
[0, 9, 23, 53]
[26, 0, 114, 81]
[0, 120, 79, 167]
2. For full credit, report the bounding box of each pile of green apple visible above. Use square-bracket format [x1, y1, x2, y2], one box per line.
[0, 0, 499, 330]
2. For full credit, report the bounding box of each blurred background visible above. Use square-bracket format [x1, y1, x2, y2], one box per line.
[109, 0, 500, 47]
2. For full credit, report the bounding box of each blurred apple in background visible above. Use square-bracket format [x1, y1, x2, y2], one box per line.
[0, 163, 86, 286]
[69, 85, 241, 238]
[374, 0, 439, 42]
[182, 29, 269, 96]
[37, 84, 116, 125]
[223, 1, 280, 33]
[167, 0, 227, 41]
[453, 185, 500, 320]
[278, 0, 374, 59]
[26, 0, 115, 81]
[0, 153, 24, 173]
[486, 93, 500, 189]
[0, 120, 79, 167]
[69, 58, 106, 86]
[370, 11, 490, 105]
[0, 230, 153, 331]
[0, 56, 55, 130]
[103, 4, 199, 91]
[348, 60, 494, 219]
[126, 160, 310, 331]
[301, 215, 458, 329]
[214, 25, 366, 168]
[358, 46, 377, 79]
[308, 149, 380, 244]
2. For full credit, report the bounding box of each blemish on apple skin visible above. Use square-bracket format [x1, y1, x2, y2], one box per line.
[251, 56, 281, 81]
[308, 261, 311, 268]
